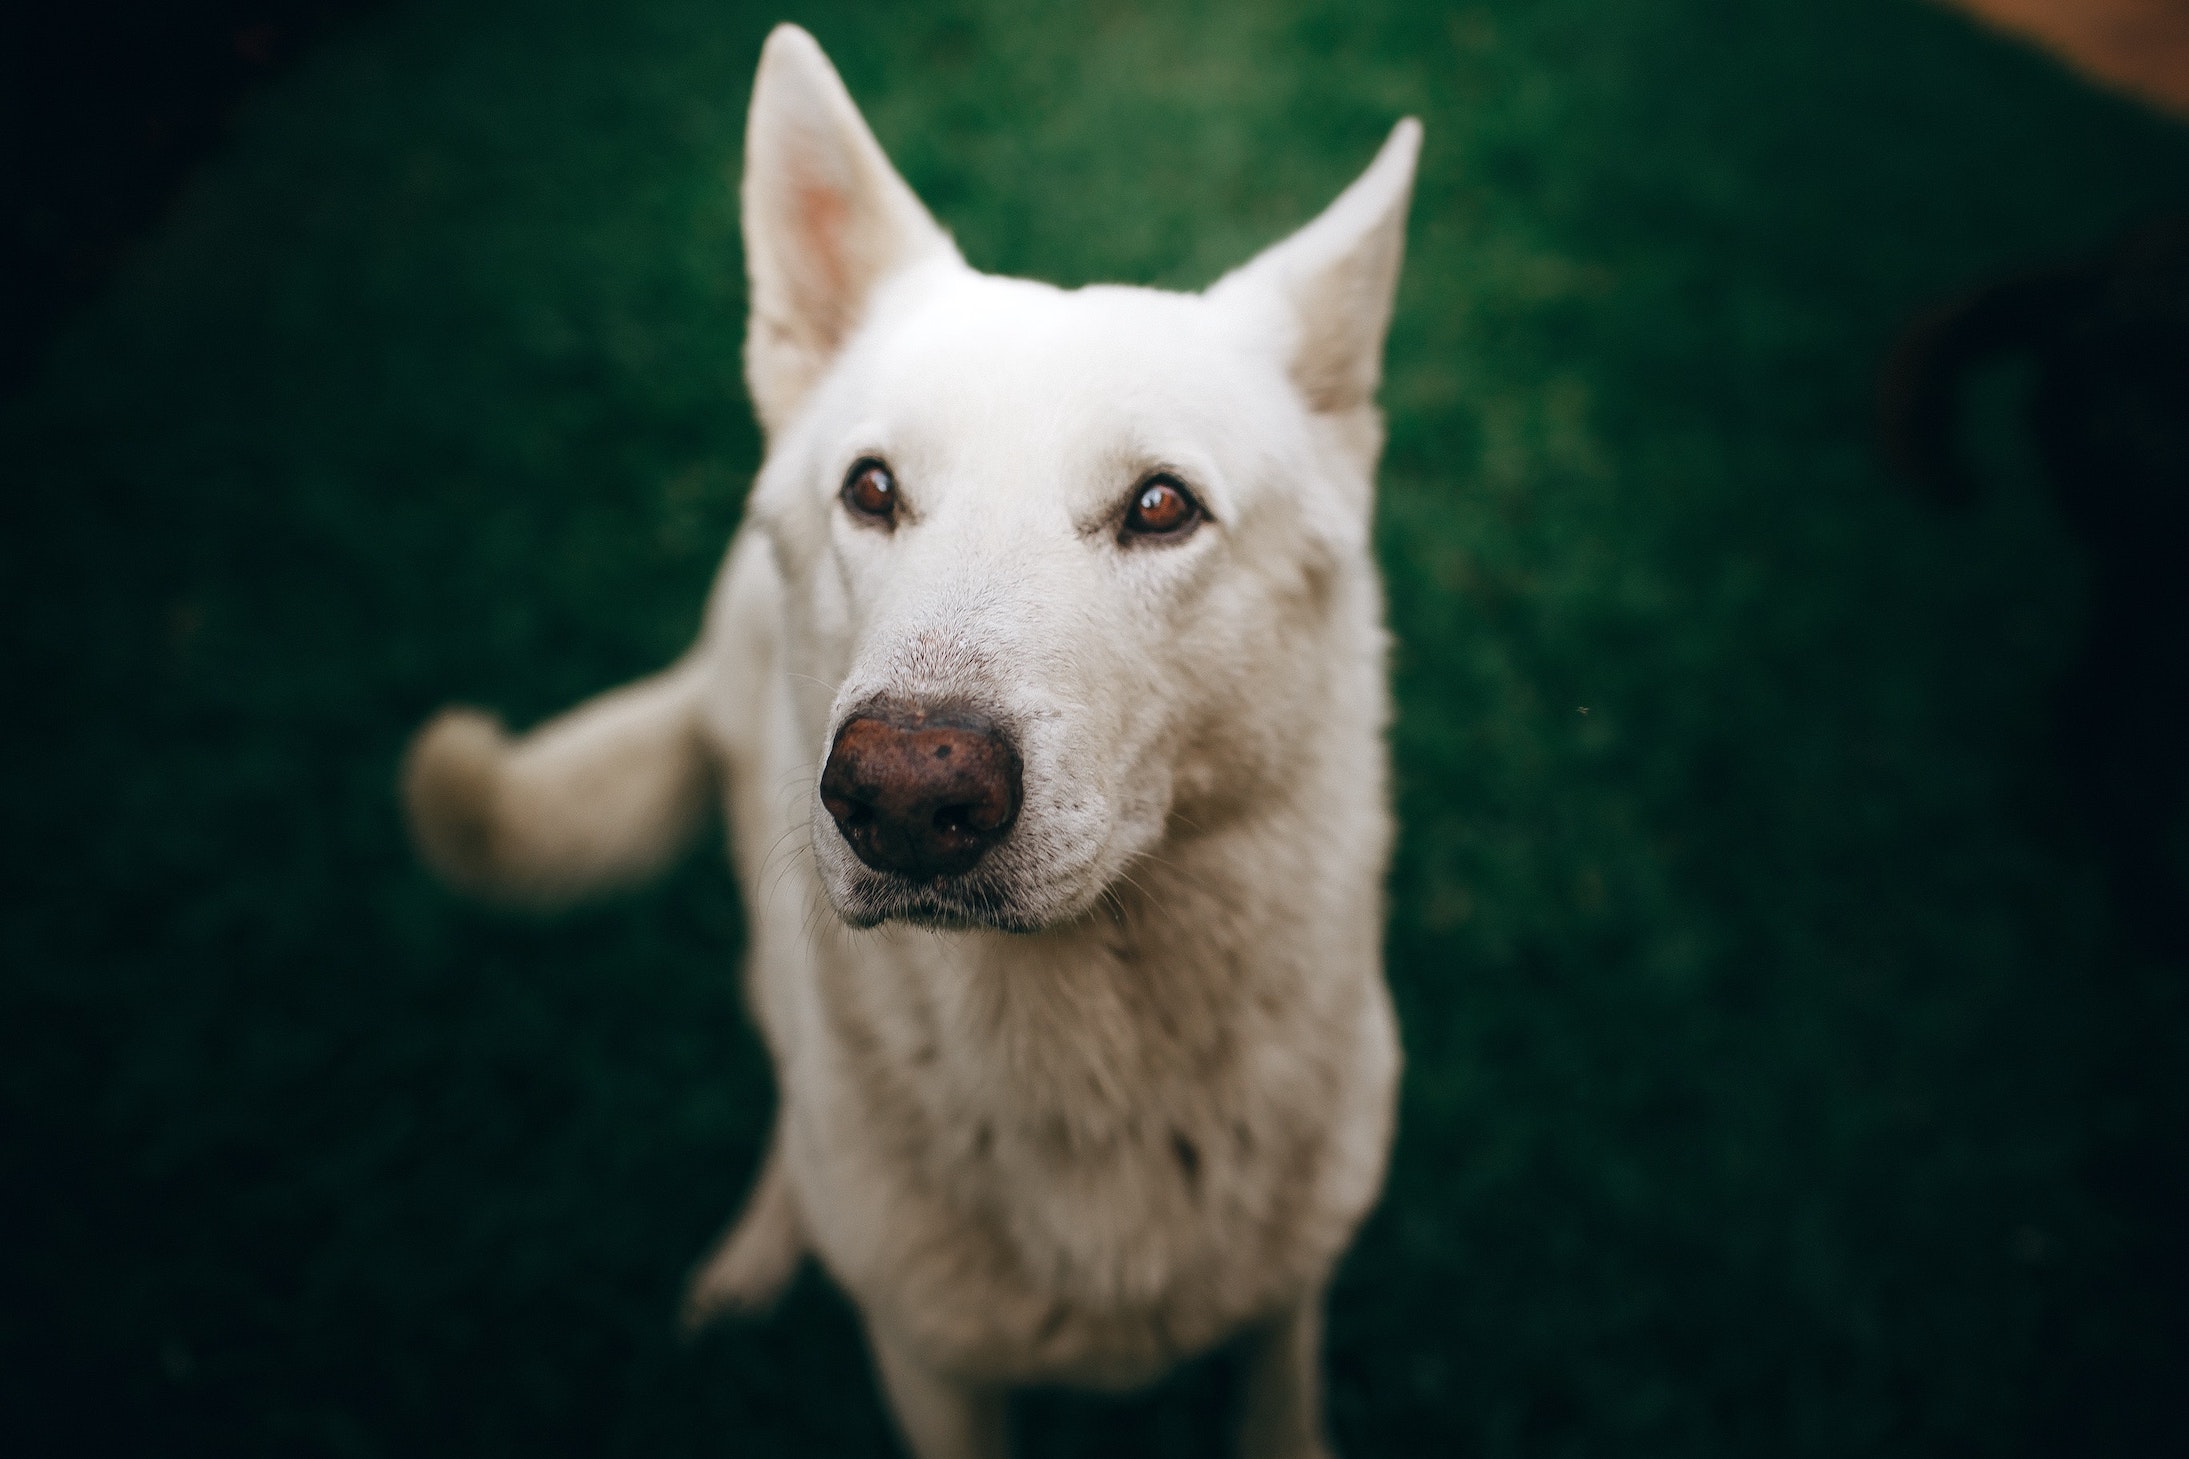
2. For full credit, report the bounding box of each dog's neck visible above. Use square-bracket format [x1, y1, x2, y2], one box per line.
[896, 725, 1382, 1137]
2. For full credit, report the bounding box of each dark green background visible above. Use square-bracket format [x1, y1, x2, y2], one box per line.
[5, 0, 2185, 1453]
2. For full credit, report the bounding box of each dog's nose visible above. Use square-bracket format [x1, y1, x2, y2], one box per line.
[820, 708, 1021, 879]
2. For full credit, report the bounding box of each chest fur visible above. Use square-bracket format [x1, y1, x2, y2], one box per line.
[775, 883, 1387, 1383]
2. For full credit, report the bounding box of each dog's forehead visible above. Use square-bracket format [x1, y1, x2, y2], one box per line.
[851, 271, 1269, 457]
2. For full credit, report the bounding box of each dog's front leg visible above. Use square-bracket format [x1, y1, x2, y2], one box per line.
[1236, 1294, 1335, 1459]
[680, 1116, 805, 1328]
[867, 1320, 1008, 1459]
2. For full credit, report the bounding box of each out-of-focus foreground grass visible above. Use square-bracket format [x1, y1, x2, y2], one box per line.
[3, 0, 2185, 1454]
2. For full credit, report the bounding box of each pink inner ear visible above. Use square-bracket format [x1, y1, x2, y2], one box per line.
[793, 177, 852, 337]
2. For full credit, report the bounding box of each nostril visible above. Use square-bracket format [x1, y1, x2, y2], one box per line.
[820, 787, 875, 826]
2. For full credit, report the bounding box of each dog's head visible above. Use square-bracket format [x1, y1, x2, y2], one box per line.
[737, 26, 1417, 932]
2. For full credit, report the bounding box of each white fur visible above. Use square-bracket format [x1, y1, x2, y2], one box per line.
[404, 25, 1419, 1459]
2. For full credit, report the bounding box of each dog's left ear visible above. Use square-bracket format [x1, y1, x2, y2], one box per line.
[1210, 120, 1421, 451]
[741, 25, 961, 436]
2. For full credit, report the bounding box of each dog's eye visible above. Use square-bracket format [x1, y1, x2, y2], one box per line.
[1122, 476, 1201, 540]
[842, 459, 898, 524]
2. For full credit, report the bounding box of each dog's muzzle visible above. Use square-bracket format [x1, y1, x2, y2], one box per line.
[819, 703, 1022, 881]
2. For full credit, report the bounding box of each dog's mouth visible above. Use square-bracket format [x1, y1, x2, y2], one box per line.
[829, 866, 1049, 935]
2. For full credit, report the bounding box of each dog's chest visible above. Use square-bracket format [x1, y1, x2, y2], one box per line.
[796, 919, 1376, 1383]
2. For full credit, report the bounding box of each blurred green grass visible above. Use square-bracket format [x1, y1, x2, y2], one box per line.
[3, 0, 2186, 1453]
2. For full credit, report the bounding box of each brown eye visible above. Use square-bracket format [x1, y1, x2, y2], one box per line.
[842, 459, 897, 523]
[1123, 476, 1200, 539]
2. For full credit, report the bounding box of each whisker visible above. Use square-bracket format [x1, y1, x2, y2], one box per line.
[1111, 864, 1189, 938]
[1130, 847, 1224, 903]
[1165, 807, 1210, 837]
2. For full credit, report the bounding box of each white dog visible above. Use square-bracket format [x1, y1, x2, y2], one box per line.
[403, 25, 1417, 1458]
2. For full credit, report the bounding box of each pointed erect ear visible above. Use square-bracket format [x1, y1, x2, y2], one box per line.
[1210, 119, 1421, 419]
[741, 25, 959, 435]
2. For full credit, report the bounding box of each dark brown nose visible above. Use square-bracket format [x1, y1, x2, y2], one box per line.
[820, 707, 1021, 879]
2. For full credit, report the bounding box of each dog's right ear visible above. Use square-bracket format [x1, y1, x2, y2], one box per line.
[741, 25, 960, 436]
[1208, 119, 1420, 474]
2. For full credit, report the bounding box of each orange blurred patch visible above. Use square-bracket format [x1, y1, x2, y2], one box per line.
[1943, 0, 2189, 118]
